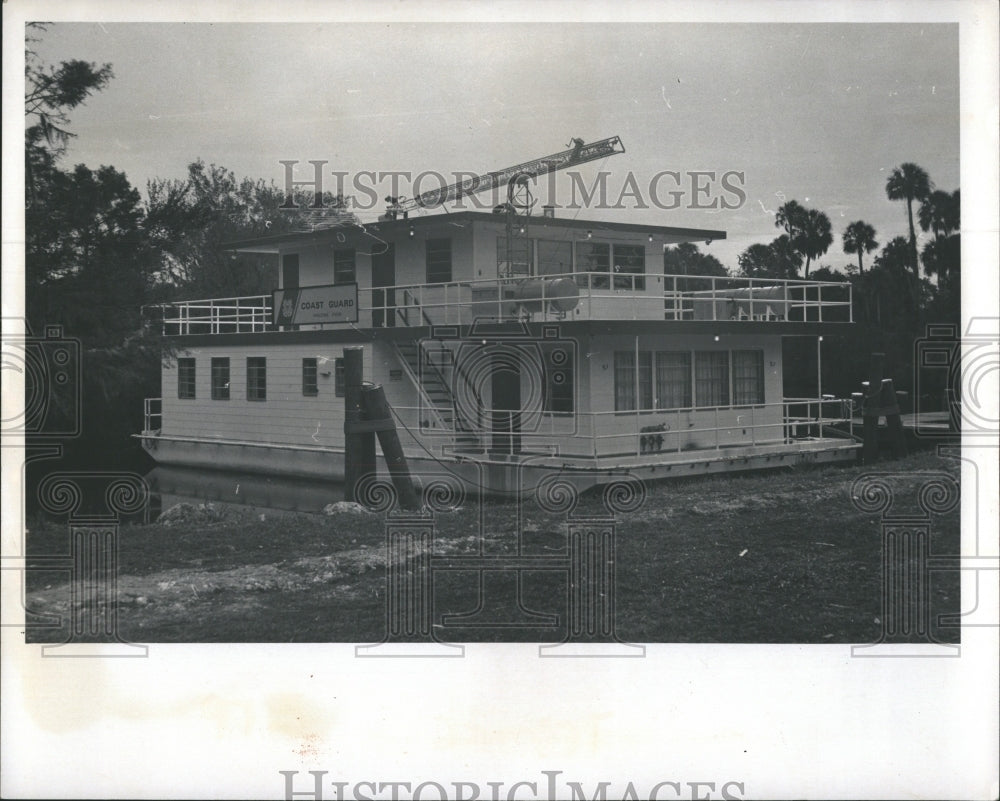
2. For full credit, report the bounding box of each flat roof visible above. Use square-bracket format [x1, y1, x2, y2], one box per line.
[224, 211, 727, 253]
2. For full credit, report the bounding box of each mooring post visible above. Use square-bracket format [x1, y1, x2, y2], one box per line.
[862, 352, 884, 464]
[344, 346, 375, 503]
[361, 383, 421, 510]
[881, 378, 907, 458]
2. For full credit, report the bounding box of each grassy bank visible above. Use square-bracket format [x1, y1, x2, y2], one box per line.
[25, 451, 961, 644]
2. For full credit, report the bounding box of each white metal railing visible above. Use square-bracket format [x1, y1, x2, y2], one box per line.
[385, 397, 856, 461]
[143, 397, 162, 432]
[366, 272, 852, 328]
[150, 296, 273, 335]
[151, 273, 852, 334]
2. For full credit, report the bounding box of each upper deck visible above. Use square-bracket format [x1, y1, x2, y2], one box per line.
[150, 212, 851, 336]
[151, 271, 851, 336]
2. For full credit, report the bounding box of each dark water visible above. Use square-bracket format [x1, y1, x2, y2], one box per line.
[21, 431, 344, 521]
[146, 465, 345, 518]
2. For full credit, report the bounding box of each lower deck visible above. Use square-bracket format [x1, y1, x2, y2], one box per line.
[142, 322, 855, 494]
[138, 432, 859, 497]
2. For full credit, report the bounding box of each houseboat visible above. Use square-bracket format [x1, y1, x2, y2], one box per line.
[139, 200, 858, 496]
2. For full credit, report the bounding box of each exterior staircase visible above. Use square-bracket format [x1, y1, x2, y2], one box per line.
[394, 341, 483, 452]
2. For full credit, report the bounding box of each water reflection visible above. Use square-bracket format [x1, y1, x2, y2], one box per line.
[145, 465, 344, 518]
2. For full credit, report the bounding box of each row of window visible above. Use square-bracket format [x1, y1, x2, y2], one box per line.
[282, 240, 454, 288]
[177, 357, 345, 400]
[281, 236, 647, 290]
[498, 238, 647, 289]
[613, 349, 765, 412]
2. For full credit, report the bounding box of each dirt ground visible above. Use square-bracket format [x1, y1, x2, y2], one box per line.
[23, 450, 961, 644]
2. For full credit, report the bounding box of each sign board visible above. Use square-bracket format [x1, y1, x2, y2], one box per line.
[272, 283, 358, 326]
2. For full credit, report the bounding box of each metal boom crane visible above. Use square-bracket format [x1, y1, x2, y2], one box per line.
[383, 135, 625, 217]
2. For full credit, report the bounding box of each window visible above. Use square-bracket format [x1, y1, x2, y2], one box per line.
[334, 249, 355, 284]
[496, 236, 533, 276]
[334, 358, 345, 398]
[575, 242, 611, 289]
[426, 238, 452, 283]
[544, 345, 574, 413]
[655, 351, 691, 409]
[282, 253, 299, 288]
[614, 350, 653, 411]
[614, 349, 756, 411]
[302, 358, 318, 397]
[612, 244, 646, 290]
[695, 351, 729, 408]
[177, 358, 196, 399]
[537, 240, 572, 277]
[211, 358, 230, 401]
[733, 350, 765, 405]
[247, 357, 266, 401]
[614, 351, 634, 411]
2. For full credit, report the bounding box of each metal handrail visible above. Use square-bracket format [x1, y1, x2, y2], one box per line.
[151, 273, 852, 334]
[385, 397, 855, 458]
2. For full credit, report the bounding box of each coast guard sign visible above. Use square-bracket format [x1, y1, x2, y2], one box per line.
[272, 283, 358, 326]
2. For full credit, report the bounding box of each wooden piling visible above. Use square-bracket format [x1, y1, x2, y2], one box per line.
[344, 347, 376, 503]
[361, 384, 421, 510]
[881, 379, 907, 458]
[861, 353, 884, 464]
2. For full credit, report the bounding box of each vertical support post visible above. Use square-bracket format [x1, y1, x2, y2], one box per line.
[882, 378, 907, 459]
[862, 352, 885, 464]
[817, 336, 823, 406]
[816, 335, 823, 436]
[344, 346, 375, 503]
[361, 384, 420, 510]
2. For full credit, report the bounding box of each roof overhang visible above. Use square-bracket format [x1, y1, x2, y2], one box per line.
[223, 211, 727, 254]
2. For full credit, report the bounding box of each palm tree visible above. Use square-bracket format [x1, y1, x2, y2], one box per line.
[798, 208, 833, 277]
[918, 188, 960, 240]
[842, 220, 879, 275]
[775, 200, 807, 240]
[885, 163, 932, 279]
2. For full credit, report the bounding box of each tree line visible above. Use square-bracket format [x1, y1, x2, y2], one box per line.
[24, 27, 350, 470]
[664, 164, 960, 402]
[24, 28, 959, 471]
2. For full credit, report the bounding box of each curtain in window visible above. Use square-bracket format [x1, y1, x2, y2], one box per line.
[732, 350, 764, 405]
[695, 351, 729, 407]
[614, 351, 635, 411]
[655, 351, 691, 409]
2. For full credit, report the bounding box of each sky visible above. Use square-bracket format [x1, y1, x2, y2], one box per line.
[29, 21, 960, 272]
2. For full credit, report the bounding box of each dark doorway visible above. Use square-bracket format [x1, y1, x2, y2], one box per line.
[372, 243, 395, 328]
[281, 253, 299, 289]
[490, 356, 522, 454]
